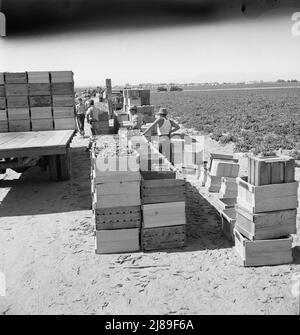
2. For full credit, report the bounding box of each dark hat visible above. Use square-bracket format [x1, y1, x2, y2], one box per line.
[130, 105, 138, 112]
[157, 107, 167, 115]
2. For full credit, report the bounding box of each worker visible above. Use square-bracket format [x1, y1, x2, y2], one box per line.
[86, 100, 104, 151]
[142, 107, 180, 161]
[75, 98, 86, 137]
[130, 106, 143, 130]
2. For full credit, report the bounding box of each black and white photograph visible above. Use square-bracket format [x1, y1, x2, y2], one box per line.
[0, 0, 300, 317]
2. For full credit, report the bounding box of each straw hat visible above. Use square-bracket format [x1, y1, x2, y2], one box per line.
[157, 107, 167, 115]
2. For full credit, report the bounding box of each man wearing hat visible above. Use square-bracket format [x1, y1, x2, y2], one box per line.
[143, 107, 180, 160]
[130, 105, 143, 130]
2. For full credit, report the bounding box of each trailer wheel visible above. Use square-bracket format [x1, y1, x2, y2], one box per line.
[57, 150, 71, 181]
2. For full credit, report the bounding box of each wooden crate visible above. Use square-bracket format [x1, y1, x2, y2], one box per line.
[5, 72, 27, 84]
[31, 119, 54, 131]
[95, 180, 140, 197]
[0, 109, 7, 121]
[94, 206, 141, 230]
[52, 83, 74, 95]
[205, 172, 222, 192]
[30, 107, 52, 120]
[28, 83, 51, 95]
[141, 178, 185, 204]
[248, 154, 295, 186]
[210, 159, 240, 178]
[94, 155, 140, 178]
[50, 71, 73, 83]
[217, 197, 237, 210]
[234, 228, 293, 267]
[94, 186, 141, 209]
[141, 225, 186, 251]
[237, 176, 298, 213]
[221, 208, 236, 242]
[9, 120, 31, 132]
[0, 97, 6, 109]
[0, 73, 4, 85]
[7, 96, 28, 108]
[54, 118, 76, 130]
[180, 165, 200, 181]
[7, 108, 30, 121]
[140, 170, 175, 180]
[29, 95, 51, 107]
[219, 177, 237, 198]
[208, 153, 237, 170]
[142, 202, 186, 228]
[0, 121, 8, 132]
[5, 84, 28, 96]
[0, 85, 5, 97]
[53, 107, 74, 119]
[235, 204, 297, 240]
[27, 71, 50, 84]
[95, 228, 140, 254]
[52, 95, 74, 107]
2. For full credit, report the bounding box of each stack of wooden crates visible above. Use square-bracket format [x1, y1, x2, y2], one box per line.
[127, 131, 187, 251]
[234, 155, 298, 266]
[205, 153, 239, 192]
[123, 89, 155, 124]
[0, 71, 75, 132]
[91, 134, 141, 254]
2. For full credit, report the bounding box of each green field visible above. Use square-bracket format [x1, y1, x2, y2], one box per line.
[151, 87, 300, 157]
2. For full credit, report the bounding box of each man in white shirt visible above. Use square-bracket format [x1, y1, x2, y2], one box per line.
[75, 98, 86, 137]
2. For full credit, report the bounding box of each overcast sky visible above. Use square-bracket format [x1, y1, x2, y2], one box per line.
[0, 8, 300, 86]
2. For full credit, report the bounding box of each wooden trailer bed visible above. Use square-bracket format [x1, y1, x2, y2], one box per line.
[0, 130, 75, 180]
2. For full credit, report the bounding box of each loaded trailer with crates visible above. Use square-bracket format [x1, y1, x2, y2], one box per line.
[0, 70, 77, 181]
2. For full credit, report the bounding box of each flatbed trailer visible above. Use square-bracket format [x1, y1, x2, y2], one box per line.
[0, 130, 75, 181]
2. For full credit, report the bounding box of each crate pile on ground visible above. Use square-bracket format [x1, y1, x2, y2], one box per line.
[234, 154, 298, 266]
[170, 134, 204, 180]
[91, 134, 141, 254]
[127, 129, 187, 251]
[0, 71, 75, 132]
[205, 153, 239, 192]
[123, 89, 155, 124]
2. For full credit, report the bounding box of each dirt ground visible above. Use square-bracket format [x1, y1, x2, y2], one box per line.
[0, 127, 299, 315]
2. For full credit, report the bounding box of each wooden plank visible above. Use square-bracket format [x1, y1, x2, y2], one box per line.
[5, 72, 27, 84]
[28, 83, 51, 95]
[0, 97, 6, 109]
[95, 181, 140, 196]
[52, 83, 74, 95]
[7, 96, 29, 108]
[31, 119, 54, 131]
[142, 193, 186, 204]
[0, 121, 8, 132]
[95, 206, 141, 230]
[52, 95, 74, 107]
[285, 159, 295, 183]
[27, 71, 50, 83]
[50, 71, 74, 83]
[0, 85, 5, 97]
[95, 190, 141, 209]
[53, 107, 74, 118]
[141, 225, 186, 251]
[95, 239, 140, 254]
[29, 95, 51, 107]
[221, 208, 236, 241]
[5, 84, 28, 96]
[30, 107, 52, 120]
[140, 170, 175, 180]
[142, 202, 186, 228]
[9, 120, 31, 132]
[7, 108, 30, 120]
[54, 118, 76, 130]
[142, 178, 185, 188]
[0, 109, 7, 121]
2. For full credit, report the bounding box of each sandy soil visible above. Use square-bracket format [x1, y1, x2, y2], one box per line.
[0, 126, 299, 315]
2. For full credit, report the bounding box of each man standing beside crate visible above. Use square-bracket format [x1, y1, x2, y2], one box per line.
[75, 98, 86, 137]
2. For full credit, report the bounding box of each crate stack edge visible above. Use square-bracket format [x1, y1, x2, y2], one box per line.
[91, 134, 141, 254]
[234, 154, 298, 267]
